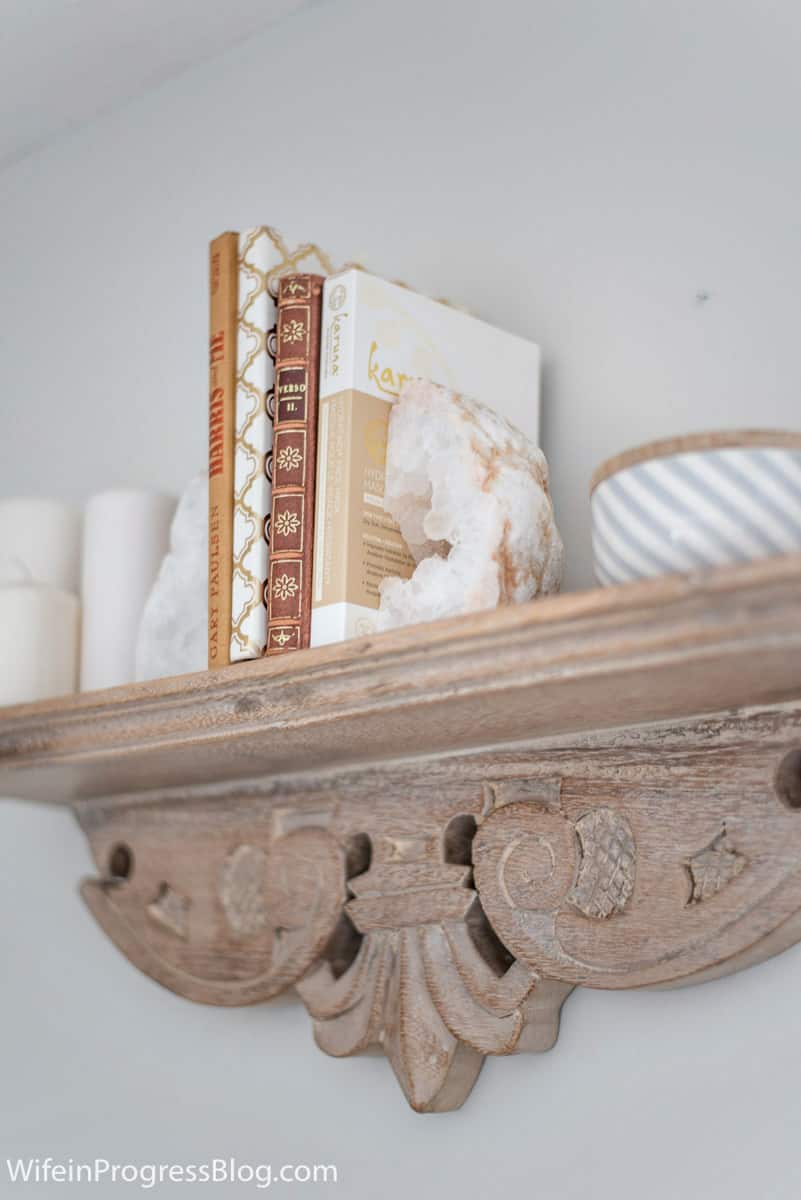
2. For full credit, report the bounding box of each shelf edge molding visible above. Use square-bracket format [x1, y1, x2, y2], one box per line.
[1, 552, 801, 804]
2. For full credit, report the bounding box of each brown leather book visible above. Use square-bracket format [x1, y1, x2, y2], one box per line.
[265, 274, 324, 654]
[208, 232, 238, 668]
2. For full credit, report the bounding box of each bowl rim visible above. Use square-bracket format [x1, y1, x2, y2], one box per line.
[590, 429, 801, 494]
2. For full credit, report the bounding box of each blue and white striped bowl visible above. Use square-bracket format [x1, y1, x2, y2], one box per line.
[590, 431, 801, 586]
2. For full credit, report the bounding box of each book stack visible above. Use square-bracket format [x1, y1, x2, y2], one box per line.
[208, 228, 541, 666]
[208, 228, 334, 667]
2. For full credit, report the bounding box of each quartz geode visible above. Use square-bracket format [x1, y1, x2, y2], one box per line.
[376, 379, 564, 631]
[135, 473, 207, 681]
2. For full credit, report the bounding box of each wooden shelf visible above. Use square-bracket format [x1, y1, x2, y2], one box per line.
[2, 552, 801, 1111]
[2, 552, 801, 803]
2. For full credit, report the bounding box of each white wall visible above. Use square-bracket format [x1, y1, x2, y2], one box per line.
[2, 0, 801, 1196]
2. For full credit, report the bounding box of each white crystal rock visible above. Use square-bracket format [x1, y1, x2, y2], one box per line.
[376, 379, 564, 631]
[135, 473, 208, 681]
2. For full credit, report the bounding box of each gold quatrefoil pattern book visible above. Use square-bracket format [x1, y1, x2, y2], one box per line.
[230, 228, 336, 662]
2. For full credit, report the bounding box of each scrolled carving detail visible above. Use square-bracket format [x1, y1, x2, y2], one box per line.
[475, 792, 645, 985]
[76, 707, 801, 1112]
[80, 808, 345, 1006]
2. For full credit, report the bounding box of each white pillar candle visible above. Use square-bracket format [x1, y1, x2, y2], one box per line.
[0, 498, 81, 591]
[0, 585, 79, 705]
[80, 489, 176, 691]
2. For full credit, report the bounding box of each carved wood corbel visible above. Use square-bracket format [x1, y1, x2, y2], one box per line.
[71, 701, 801, 1111]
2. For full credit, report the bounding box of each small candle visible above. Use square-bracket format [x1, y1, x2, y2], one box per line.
[0, 498, 81, 592]
[0, 585, 80, 706]
[80, 489, 175, 691]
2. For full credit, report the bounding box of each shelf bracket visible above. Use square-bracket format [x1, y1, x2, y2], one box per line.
[72, 700, 801, 1111]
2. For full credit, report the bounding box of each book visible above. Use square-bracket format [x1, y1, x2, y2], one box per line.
[208, 232, 238, 669]
[266, 275, 324, 654]
[310, 269, 542, 647]
[229, 228, 335, 662]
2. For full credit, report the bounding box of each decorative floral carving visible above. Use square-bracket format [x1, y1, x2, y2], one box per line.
[473, 792, 648, 986]
[147, 883, 190, 940]
[296, 818, 569, 1112]
[78, 714, 794, 1114]
[568, 808, 636, 919]
[687, 830, 746, 904]
[220, 845, 269, 936]
[272, 629, 292, 647]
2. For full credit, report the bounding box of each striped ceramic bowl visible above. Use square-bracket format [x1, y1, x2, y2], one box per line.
[590, 431, 801, 586]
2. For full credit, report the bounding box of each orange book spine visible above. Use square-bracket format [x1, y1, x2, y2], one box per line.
[265, 274, 324, 654]
[208, 232, 238, 668]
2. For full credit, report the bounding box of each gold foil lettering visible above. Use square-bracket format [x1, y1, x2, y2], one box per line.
[367, 341, 410, 399]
